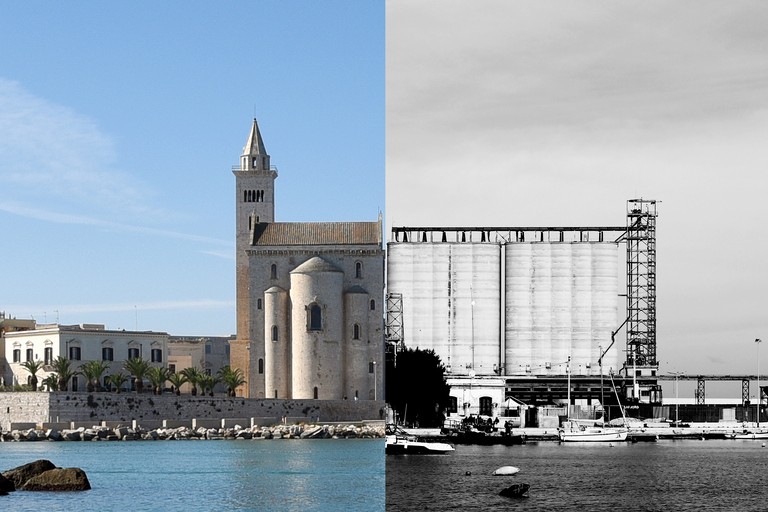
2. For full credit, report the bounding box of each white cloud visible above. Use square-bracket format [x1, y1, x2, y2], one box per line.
[0, 78, 161, 219]
[0, 201, 230, 246]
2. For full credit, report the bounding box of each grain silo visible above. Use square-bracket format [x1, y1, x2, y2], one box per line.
[503, 241, 619, 377]
[386, 240, 501, 375]
[388, 200, 659, 411]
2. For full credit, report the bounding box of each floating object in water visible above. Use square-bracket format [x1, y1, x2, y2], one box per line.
[763, 443, 766, 448]
[465, 471, 471, 476]
[492, 466, 520, 476]
[499, 483, 530, 498]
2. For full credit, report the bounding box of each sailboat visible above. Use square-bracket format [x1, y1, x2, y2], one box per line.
[559, 358, 628, 443]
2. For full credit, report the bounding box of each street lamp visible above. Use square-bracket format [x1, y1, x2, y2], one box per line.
[756, 338, 762, 428]
[669, 371, 682, 426]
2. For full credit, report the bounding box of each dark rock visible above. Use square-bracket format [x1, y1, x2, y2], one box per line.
[20, 468, 91, 491]
[2, 459, 56, 488]
[0, 473, 14, 493]
[499, 483, 530, 498]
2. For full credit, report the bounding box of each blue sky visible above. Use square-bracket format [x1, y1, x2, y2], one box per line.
[387, 1, 768, 383]
[1, 1, 384, 335]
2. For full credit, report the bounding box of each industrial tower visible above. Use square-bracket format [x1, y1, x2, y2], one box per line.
[625, 199, 658, 371]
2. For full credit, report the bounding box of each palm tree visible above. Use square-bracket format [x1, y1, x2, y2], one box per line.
[80, 360, 111, 392]
[167, 372, 187, 396]
[147, 366, 171, 395]
[180, 367, 203, 396]
[198, 373, 219, 397]
[124, 358, 151, 393]
[107, 372, 129, 393]
[217, 365, 246, 397]
[41, 373, 59, 392]
[50, 356, 78, 391]
[20, 360, 45, 391]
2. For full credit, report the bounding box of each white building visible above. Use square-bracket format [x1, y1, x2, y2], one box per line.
[4, 323, 168, 390]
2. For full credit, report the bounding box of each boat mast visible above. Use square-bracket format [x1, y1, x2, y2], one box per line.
[610, 371, 628, 424]
[567, 354, 571, 421]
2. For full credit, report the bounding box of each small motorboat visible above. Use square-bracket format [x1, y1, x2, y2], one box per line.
[729, 431, 768, 440]
[385, 434, 455, 454]
[385, 425, 454, 454]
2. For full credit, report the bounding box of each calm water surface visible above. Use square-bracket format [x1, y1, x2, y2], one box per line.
[387, 440, 768, 511]
[1, 438, 384, 512]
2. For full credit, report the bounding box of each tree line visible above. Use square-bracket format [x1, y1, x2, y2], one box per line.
[15, 358, 246, 397]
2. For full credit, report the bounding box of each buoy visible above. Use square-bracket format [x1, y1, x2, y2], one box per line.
[492, 466, 520, 476]
[762, 443, 766, 448]
[465, 471, 472, 476]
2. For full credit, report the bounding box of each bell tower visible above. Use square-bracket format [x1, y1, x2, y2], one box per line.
[231, 118, 277, 397]
[233, 118, 277, 249]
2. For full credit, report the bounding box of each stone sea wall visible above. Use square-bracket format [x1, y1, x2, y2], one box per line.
[2, 422, 385, 443]
[0, 392, 385, 431]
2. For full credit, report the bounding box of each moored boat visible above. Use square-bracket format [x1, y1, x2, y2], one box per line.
[728, 431, 768, 440]
[385, 425, 455, 454]
[558, 424, 628, 442]
[385, 434, 455, 454]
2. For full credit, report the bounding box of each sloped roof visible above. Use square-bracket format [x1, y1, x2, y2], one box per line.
[252, 221, 381, 246]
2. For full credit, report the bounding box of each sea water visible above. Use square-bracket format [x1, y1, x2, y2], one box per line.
[1, 438, 384, 512]
[387, 440, 768, 511]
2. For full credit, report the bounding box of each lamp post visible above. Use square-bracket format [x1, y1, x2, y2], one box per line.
[669, 371, 682, 426]
[756, 338, 762, 428]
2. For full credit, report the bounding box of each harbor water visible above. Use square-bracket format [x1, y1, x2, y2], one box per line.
[1, 438, 384, 512]
[387, 440, 768, 511]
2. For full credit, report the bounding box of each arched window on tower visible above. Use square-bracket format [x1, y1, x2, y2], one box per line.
[309, 304, 322, 331]
[270, 264, 277, 280]
[257, 298, 262, 310]
[353, 323, 360, 340]
[258, 358, 264, 374]
[355, 261, 362, 278]
[313, 386, 319, 399]
[271, 325, 279, 342]
[370, 299, 376, 311]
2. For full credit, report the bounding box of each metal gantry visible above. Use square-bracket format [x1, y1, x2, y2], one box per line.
[385, 292, 404, 351]
[625, 199, 658, 368]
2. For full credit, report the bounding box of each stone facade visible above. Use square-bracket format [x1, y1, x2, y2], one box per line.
[167, 335, 233, 393]
[0, 392, 385, 431]
[3, 324, 168, 391]
[0, 313, 36, 387]
[230, 120, 385, 400]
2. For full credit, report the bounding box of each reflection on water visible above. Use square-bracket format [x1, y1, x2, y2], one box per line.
[387, 440, 768, 511]
[1, 438, 385, 512]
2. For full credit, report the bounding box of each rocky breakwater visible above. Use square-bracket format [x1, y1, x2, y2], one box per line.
[1, 459, 91, 494]
[1, 423, 385, 442]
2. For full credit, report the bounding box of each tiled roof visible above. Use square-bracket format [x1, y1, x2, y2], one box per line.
[252, 222, 381, 246]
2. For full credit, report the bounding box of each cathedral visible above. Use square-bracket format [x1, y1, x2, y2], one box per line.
[229, 119, 384, 400]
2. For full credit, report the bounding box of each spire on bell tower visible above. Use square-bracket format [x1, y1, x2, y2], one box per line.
[241, 118, 270, 171]
[233, 117, 278, 246]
